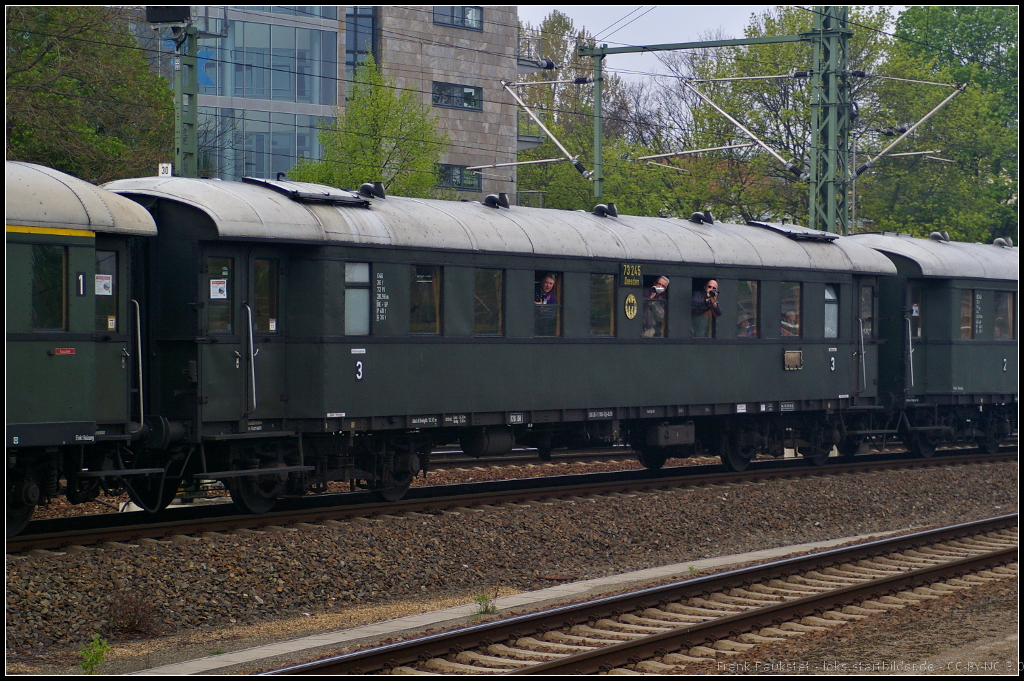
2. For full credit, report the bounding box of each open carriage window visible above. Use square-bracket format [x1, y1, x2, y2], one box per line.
[411, 265, 442, 334]
[534, 271, 561, 337]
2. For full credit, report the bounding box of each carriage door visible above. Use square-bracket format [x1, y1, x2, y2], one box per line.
[857, 280, 879, 398]
[94, 238, 131, 426]
[245, 255, 287, 423]
[200, 253, 246, 423]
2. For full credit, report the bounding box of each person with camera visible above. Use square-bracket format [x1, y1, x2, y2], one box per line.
[642, 276, 670, 337]
[692, 279, 722, 337]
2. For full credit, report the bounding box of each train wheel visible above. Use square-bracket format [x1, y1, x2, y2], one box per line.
[7, 502, 34, 537]
[228, 462, 286, 514]
[377, 447, 419, 502]
[718, 434, 751, 472]
[909, 434, 937, 458]
[636, 448, 668, 471]
[977, 439, 1001, 455]
[837, 439, 860, 460]
[125, 451, 180, 513]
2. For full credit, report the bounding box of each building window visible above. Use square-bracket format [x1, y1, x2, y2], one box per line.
[345, 262, 371, 335]
[474, 268, 503, 335]
[432, 81, 482, 111]
[95, 250, 118, 333]
[590, 273, 615, 337]
[346, 6, 376, 87]
[253, 258, 279, 333]
[32, 245, 67, 330]
[411, 266, 442, 334]
[433, 6, 483, 30]
[737, 280, 759, 338]
[824, 284, 839, 339]
[437, 164, 481, 191]
[534, 271, 561, 337]
[994, 292, 1014, 340]
[781, 282, 802, 337]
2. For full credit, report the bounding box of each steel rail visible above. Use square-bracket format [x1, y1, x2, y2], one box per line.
[9, 449, 1014, 554]
[264, 513, 1018, 675]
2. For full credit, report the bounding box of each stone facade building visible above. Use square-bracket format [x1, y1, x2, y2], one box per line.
[179, 6, 530, 198]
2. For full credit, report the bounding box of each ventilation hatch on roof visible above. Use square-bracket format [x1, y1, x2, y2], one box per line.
[746, 220, 839, 242]
[242, 177, 370, 207]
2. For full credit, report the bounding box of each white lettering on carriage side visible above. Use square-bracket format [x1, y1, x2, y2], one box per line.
[375, 272, 389, 322]
[508, 413, 524, 424]
[410, 416, 438, 427]
[326, 412, 346, 418]
[75, 435, 95, 442]
[781, 402, 795, 412]
[588, 410, 613, 419]
[351, 348, 366, 354]
[444, 414, 468, 426]
[736, 404, 747, 413]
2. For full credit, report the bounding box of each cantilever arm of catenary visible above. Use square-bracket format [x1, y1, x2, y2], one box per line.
[676, 77, 806, 180]
[854, 84, 966, 177]
[501, 81, 593, 180]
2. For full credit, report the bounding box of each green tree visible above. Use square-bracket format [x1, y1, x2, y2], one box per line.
[856, 7, 1017, 242]
[289, 55, 449, 198]
[6, 6, 174, 183]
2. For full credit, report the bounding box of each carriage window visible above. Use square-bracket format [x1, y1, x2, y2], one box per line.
[642, 275, 669, 338]
[254, 258, 279, 333]
[32, 244, 67, 330]
[95, 250, 118, 332]
[411, 265, 442, 334]
[737, 280, 759, 338]
[994, 292, 1014, 340]
[474, 268, 503, 335]
[345, 262, 370, 335]
[824, 284, 839, 339]
[909, 287, 923, 339]
[534, 271, 561, 337]
[590, 273, 615, 337]
[207, 257, 233, 333]
[959, 290, 973, 339]
[860, 285, 874, 339]
[780, 282, 802, 337]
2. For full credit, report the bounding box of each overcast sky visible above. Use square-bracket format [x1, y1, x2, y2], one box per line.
[516, 6, 772, 81]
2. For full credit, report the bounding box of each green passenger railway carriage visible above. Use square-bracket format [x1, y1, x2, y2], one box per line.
[6, 162, 158, 535]
[6, 162, 1017, 536]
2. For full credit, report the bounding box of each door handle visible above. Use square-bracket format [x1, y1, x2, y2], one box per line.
[234, 350, 241, 369]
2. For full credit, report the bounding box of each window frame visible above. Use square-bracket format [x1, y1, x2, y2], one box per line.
[473, 267, 504, 336]
[31, 244, 68, 331]
[344, 262, 372, 336]
[780, 281, 802, 338]
[824, 283, 839, 339]
[737, 280, 760, 338]
[437, 164, 481, 191]
[533, 271, 562, 337]
[993, 291, 1015, 340]
[589, 273, 616, 337]
[432, 81, 483, 111]
[432, 6, 483, 31]
[410, 265, 443, 335]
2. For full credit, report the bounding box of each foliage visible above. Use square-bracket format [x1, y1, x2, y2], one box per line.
[471, 593, 497, 621]
[6, 6, 174, 183]
[855, 7, 1018, 242]
[79, 634, 109, 675]
[289, 55, 449, 198]
[105, 589, 159, 637]
[516, 8, 1017, 243]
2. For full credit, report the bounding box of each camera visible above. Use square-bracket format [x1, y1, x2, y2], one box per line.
[708, 288, 718, 296]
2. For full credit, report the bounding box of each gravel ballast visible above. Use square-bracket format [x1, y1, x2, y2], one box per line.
[5, 461, 1017, 673]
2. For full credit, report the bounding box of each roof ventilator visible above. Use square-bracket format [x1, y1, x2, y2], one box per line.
[928, 231, 950, 242]
[592, 203, 618, 217]
[359, 182, 386, 199]
[689, 212, 704, 224]
[993, 237, 1014, 248]
[702, 210, 715, 224]
[483, 192, 510, 209]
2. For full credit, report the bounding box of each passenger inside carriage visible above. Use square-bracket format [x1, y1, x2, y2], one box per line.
[691, 278, 721, 337]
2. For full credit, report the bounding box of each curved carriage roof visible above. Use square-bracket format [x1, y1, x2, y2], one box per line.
[6, 162, 157, 236]
[849, 233, 1018, 282]
[104, 176, 895, 274]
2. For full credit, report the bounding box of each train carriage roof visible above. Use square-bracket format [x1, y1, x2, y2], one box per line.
[104, 176, 895, 274]
[6, 162, 157, 236]
[849, 233, 1018, 282]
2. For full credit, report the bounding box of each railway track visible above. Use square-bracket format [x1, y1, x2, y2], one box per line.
[8, 448, 1013, 555]
[265, 513, 1018, 675]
